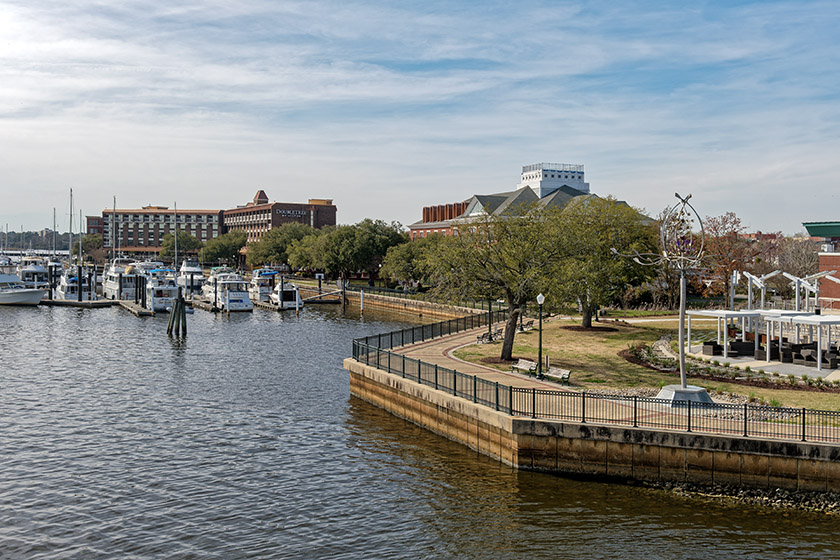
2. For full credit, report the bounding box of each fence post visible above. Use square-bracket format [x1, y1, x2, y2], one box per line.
[402, 354, 406, 378]
[532, 387, 536, 419]
[387, 350, 391, 372]
[473, 376, 477, 403]
[633, 396, 638, 428]
[453, 371, 457, 396]
[687, 400, 692, 433]
[581, 391, 586, 423]
[378, 333, 382, 349]
[743, 403, 748, 437]
[801, 407, 806, 442]
[495, 382, 499, 411]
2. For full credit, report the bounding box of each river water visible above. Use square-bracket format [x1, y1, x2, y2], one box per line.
[1, 305, 837, 559]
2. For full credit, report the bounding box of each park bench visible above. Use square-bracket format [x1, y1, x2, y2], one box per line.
[519, 320, 535, 332]
[476, 332, 493, 344]
[546, 366, 571, 384]
[511, 359, 537, 376]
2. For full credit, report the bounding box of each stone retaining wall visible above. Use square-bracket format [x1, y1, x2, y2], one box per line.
[345, 358, 840, 492]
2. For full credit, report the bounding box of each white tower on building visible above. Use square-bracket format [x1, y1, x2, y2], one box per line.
[516, 163, 590, 198]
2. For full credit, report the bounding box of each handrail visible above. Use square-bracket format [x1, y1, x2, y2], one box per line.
[351, 314, 840, 445]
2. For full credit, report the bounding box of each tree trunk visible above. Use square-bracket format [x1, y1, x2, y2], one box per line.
[581, 305, 593, 328]
[500, 305, 520, 361]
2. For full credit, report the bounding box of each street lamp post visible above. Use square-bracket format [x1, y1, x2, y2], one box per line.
[537, 293, 545, 379]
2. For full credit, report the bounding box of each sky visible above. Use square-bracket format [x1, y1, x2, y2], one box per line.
[1, 0, 839, 235]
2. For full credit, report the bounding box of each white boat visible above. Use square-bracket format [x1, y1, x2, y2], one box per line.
[16, 255, 50, 291]
[177, 258, 205, 295]
[56, 266, 96, 301]
[0, 272, 45, 305]
[249, 268, 279, 302]
[202, 267, 252, 311]
[145, 268, 178, 312]
[131, 260, 164, 277]
[103, 258, 142, 300]
[46, 258, 65, 289]
[270, 277, 303, 310]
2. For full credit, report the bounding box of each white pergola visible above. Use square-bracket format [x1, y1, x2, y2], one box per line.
[686, 310, 763, 359]
[787, 314, 840, 371]
[759, 310, 812, 365]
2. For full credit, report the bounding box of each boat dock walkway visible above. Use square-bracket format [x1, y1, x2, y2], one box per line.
[41, 299, 115, 309]
[117, 300, 154, 317]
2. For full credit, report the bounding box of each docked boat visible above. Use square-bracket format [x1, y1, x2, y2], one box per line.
[16, 255, 50, 291]
[46, 258, 65, 289]
[0, 272, 45, 305]
[270, 277, 303, 310]
[177, 258, 205, 295]
[102, 258, 142, 300]
[202, 267, 252, 311]
[56, 266, 96, 301]
[145, 268, 178, 312]
[249, 268, 279, 302]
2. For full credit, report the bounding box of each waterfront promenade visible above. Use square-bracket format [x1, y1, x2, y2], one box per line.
[397, 322, 564, 391]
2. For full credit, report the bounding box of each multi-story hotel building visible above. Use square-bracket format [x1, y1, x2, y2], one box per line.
[223, 191, 337, 244]
[101, 206, 223, 255]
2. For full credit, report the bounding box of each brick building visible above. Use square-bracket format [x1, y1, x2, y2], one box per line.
[408, 162, 592, 240]
[803, 222, 840, 305]
[102, 206, 223, 256]
[223, 191, 337, 244]
[86, 216, 103, 236]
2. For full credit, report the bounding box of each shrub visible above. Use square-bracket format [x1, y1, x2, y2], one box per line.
[744, 366, 751, 373]
[769, 398, 782, 408]
[712, 360, 719, 366]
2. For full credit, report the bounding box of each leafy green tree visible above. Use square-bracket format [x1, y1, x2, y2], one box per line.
[73, 234, 107, 263]
[552, 196, 655, 328]
[318, 225, 361, 281]
[202, 230, 247, 265]
[426, 203, 566, 361]
[381, 234, 441, 287]
[353, 219, 408, 281]
[159, 231, 203, 261]
[246, 222, 314, 268]
[287, 228, 329, 272]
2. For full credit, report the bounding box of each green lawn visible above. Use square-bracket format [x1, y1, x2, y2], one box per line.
[453, 318, 840, 410]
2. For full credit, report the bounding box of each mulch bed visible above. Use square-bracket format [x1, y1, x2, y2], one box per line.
[617, 349, 840, 393]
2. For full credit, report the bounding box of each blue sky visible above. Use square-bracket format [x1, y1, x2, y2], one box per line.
[1, 0, 838, 234]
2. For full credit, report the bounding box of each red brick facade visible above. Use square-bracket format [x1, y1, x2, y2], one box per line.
[819, 253, 840, 305]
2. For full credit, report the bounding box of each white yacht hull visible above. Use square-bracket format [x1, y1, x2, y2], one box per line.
[0, 289, 45, 305]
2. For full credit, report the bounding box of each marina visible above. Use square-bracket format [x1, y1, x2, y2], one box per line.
[1, 304, 838, 558]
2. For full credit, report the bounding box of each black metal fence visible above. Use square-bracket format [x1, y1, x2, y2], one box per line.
[352, 313, 840, 444]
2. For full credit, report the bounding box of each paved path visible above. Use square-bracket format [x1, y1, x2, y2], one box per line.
[397, 324, 574, 391]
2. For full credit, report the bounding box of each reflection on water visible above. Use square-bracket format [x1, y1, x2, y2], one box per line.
[0, 305, 836, 559]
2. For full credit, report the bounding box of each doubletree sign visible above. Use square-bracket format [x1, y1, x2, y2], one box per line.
[276, 209, 306, 216]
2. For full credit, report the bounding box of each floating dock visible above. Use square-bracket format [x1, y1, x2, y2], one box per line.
[118, 300, 154, 317]
[41, 299, 115, 309]
[192, 299, 219, 313]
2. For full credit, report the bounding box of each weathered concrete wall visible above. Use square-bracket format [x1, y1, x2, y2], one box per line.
[345, 359, 840, 492]
[300, 286, 479, 319]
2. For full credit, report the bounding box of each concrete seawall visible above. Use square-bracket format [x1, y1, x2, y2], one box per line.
[298, 286, 479, 320]
[345, 358, 840, 492]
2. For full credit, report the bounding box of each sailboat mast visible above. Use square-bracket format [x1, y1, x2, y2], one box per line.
[174, 202, 178, 269]
[79, 209, 83, 266]
[53, 208, 57, 258]
[69, 189, 74, 265]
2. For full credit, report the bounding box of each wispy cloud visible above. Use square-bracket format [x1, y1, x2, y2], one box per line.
[1, 0, 838, 233]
